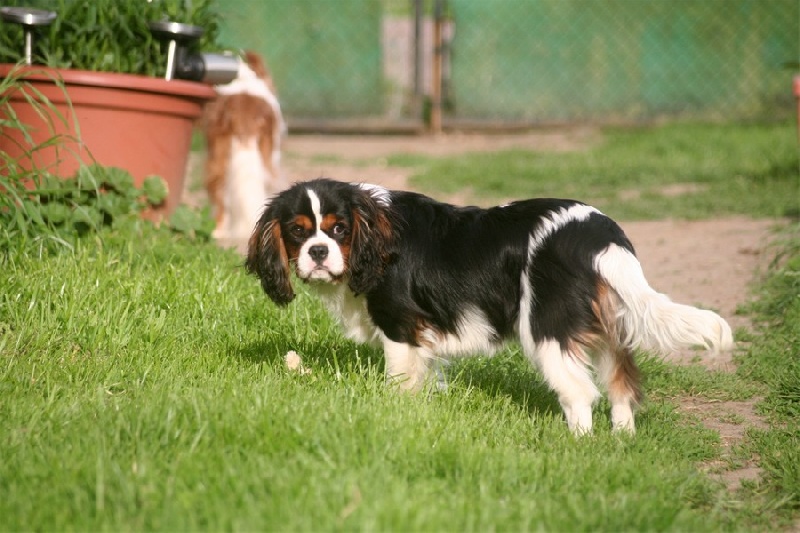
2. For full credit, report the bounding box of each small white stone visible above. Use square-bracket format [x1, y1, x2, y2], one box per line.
[285, 350, 311, 374]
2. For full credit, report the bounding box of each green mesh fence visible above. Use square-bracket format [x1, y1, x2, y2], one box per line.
[218, 0, 384, 118]
[447, 0, 798, 123]
[217, 0, 798, 127]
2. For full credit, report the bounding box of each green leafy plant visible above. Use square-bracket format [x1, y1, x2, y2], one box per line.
[0, 0, 222, 76]
[0, 46, 214, 254]
[0, 164, 214, 254]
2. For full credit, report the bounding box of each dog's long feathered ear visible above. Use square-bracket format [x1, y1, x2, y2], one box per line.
[245, 209, 295, 306]
[348, 187, 396, 295]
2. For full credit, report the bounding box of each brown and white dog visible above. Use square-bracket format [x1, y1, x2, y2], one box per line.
[203, 51, 287, 240]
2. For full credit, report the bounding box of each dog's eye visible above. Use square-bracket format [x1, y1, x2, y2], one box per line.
[289, 225, 306, 238]
[332, 223, 347, 236]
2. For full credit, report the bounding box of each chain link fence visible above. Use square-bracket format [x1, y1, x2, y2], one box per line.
[219, 0, 799, 131]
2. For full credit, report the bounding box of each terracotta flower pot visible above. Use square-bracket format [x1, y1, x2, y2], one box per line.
[0, 64, 215, 216]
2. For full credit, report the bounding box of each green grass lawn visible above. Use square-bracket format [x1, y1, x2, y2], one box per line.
[399, 122, 799, 220]
[1, 121, 799, 531]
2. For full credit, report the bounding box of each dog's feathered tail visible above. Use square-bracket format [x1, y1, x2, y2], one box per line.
[595, 244, 734, 355]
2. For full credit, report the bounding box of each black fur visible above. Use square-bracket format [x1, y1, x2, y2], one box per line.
[246, 217, 294, 305]
[246, 178, 634, 350]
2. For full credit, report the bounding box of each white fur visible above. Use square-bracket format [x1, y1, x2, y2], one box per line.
[212, 137, 268, 240]
[314, 285, 489, 391]
[527, 204, 600, 256]
[215, 62, 285, 131]
[610, 402, 635, 433]
[594, 350, 637, 433]
[419, 307, 500, 357]
[309, 280, 438, 391]
[519, 270, 600, 434]
[215, 60, 286, 160]
[530, 340, 599, 435]
[382, 337, 433, 391]
[314, 283, 381, 346]
[594, 244, 734, 355]
[357, 183, 392, 207]
[296, 189, 347, 280]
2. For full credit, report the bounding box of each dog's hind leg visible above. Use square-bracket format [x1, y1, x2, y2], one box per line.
[591, 281, 643, 433]
[525, 339, 600, 435]
[595, 345, 642, 433]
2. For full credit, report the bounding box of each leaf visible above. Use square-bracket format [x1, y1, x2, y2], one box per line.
[73, 166, 101, 192]
[20, 198, 47, 230]
[169, 205, 214, 239]
[40, 202, 71, 225]
[70, 205, 103, 229]
[141, 176, 168, 206]
[95, 193, 126, 216]
[102, 167, 136, 198]
[0, 0, 223, 75]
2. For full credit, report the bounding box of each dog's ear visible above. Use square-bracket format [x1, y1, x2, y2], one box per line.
[348, 187, 395, 295]
[246, 209, 295, 306]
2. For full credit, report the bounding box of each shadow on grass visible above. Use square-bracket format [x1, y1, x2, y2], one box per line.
[230, 335, 694, 432]
[232, 333, 563, 420]
[230, 335, 386, 375]
[231, 282, 565, 421]
[231, 337, 291, 366]
[448, 351, 564, 419]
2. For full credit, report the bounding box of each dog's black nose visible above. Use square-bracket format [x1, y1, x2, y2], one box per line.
[309, 244, 329, 263]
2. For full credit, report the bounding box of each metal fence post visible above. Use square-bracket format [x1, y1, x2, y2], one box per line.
[430, 0, 445, 133]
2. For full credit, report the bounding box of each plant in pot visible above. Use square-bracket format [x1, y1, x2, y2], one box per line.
[0, 0, 226, 217]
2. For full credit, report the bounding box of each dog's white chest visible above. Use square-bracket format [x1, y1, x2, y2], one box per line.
[314, 284, 381, 346]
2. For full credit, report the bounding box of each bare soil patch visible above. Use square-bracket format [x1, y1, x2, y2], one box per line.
[681, 397, 769, 491]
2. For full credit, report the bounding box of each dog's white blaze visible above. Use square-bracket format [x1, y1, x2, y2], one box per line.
[296, 189, 346, 280]
[527, 204, 600, 257]
[307, 187, 323, 225]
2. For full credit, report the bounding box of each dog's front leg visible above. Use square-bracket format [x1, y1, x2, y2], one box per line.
[382, 337, 432, 392]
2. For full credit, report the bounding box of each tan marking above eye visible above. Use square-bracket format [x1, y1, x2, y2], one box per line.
[292, 215, 313, 231]
[320, 214, 347, 235]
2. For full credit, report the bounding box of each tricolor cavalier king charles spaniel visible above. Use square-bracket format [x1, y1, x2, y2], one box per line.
[246, 178, 733, 434]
